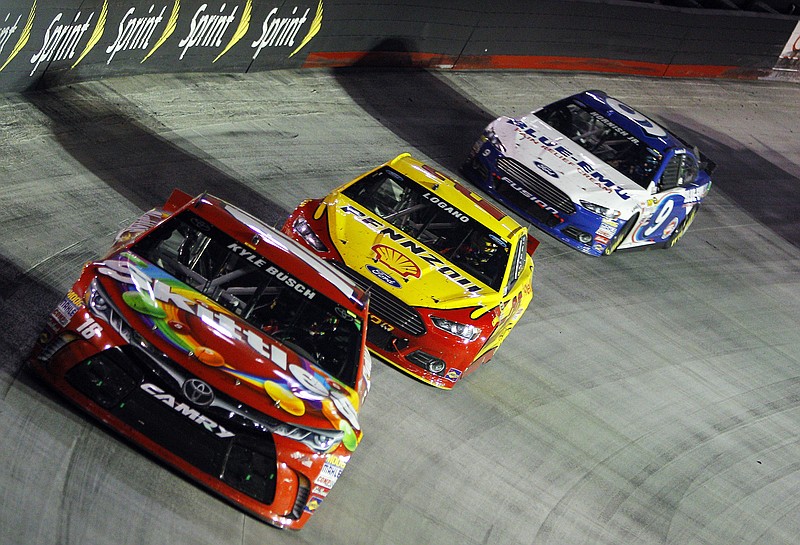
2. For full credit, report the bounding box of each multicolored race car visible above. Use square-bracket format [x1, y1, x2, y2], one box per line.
[28, 190, 371, 530]
[283, 153, 538, 389]
[464, 90, 715, 256]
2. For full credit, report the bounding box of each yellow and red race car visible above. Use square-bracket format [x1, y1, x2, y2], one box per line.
[283, 154, 538, 389]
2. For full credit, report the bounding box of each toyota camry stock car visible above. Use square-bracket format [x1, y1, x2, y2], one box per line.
[282, 153, 538, 390]
[464, 90, 715, 256]
[28, 190, 372, 530]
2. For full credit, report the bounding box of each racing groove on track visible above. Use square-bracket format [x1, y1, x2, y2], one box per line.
[2, 70, 800, 545]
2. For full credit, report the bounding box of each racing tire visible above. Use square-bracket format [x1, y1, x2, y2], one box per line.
[665, 205, 698, 249]
[602, 212, 638, 256]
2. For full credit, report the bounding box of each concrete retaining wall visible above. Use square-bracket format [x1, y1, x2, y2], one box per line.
[0, 0, 797, 92]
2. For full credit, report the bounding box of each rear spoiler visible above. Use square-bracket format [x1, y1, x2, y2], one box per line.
[163, 188, 195, 213]
[698, 151, 717, 176]
[527, 233, 540, 256]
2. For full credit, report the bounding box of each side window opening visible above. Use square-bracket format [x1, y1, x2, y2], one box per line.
[659, 154, 700, 192]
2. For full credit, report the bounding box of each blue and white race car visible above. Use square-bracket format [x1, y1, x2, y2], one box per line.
[464, 90, 715, 256]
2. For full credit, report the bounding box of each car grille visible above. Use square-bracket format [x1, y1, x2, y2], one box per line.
[496, 157, 576, 215]
[66, 346, 281, 505]
[329, 262, 426, 336]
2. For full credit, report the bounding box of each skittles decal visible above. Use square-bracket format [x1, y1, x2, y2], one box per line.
[96, 252, 361, 451]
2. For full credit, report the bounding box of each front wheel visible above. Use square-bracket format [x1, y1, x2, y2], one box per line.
[603, 213, 639, 256]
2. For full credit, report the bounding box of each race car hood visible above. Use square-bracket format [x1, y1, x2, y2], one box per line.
[491, 115, 648, 213]
[325, 195, 501, 309]
[87, 251, 362, 440]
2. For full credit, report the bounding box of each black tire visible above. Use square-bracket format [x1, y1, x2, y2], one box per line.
[603, 212, 639, 256]
[665, 205, 698, 249]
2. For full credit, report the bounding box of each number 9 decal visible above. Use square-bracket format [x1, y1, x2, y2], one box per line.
[606, 97, 667, 138]
[635, 195, 685, 242]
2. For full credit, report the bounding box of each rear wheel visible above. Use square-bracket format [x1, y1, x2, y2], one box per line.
[665, 205, 698, 249]
[602, 213, 638, 256]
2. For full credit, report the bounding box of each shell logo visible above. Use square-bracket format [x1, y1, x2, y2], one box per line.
[371, 244, 420, 279]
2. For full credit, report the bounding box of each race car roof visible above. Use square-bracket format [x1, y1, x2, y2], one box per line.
[561, 90, 684, 154]
[178, 192, 368, 310]
[387, 153, 527, 241]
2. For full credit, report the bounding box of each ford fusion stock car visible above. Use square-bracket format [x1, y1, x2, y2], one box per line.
[283, 153, 538, 389]
[464, 90, 715, 256]
[28, 190, 372, 530]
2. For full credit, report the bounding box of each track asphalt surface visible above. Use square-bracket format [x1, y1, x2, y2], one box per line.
[2, 69, 799, 545]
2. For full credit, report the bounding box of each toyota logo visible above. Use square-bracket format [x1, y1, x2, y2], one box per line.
[182, 378, 215, 406]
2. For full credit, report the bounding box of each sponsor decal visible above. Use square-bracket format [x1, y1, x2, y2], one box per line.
[506, 118, 632, 201]
[0, 1, 34, 72]
[534, 161, 559, 178]
[30, 9, 95, 75]
[368, 314, 394, 333]
[115, 209, 168, 245]
[314, 453, 347, 489]
[500, 175, 563, 222]
[177, 2, 239, 60]
[444, 368, 462, 382]
[342, 205, 482, 293]
[96, 255, 362, 438]
[288, 0, 322, 58]
[596, 222, 617, 239]
[105, 4, 168, 64]
[421, 191, 470, 223]
[605, 96, 667, 138]
[70, 0, 107, 69]
[304, 494, 324, 513]
[0, 12, 22, 58]
[224, 204, 360, 303]
[181, 377, 214, 406]
[662, 217, 679, 238]
[251, 4, 309, 59]
[634, 194, 685, 242]
[212, 0, 251, 62]
[77, 316, 103, 339]
[3, 1, 323, 79]
[140, 382, 235, 438]
[52, 291, 81, 327]
[776, 20, 800, 71]
[683, 182, 711, 204]
[227, 242, 317, 300]
[372, 244, 420, 279]
[142, 0, 179, 62]
[366, 264, 401, 288]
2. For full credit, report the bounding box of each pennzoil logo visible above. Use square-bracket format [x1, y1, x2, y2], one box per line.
[371, 244, 420, 279]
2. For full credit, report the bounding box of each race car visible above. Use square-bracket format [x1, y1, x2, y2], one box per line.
[463, 90, 715, 256]
[283, 153, 538, 389]
[28, 190, 371, 530]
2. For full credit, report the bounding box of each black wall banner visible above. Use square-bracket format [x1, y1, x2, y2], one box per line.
[0, 0, 797, 93]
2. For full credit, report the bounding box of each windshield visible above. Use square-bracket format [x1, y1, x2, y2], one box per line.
[342, 167, 511, 291]
[535, 99, 662, 187]
[131, 211, 363, 387]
